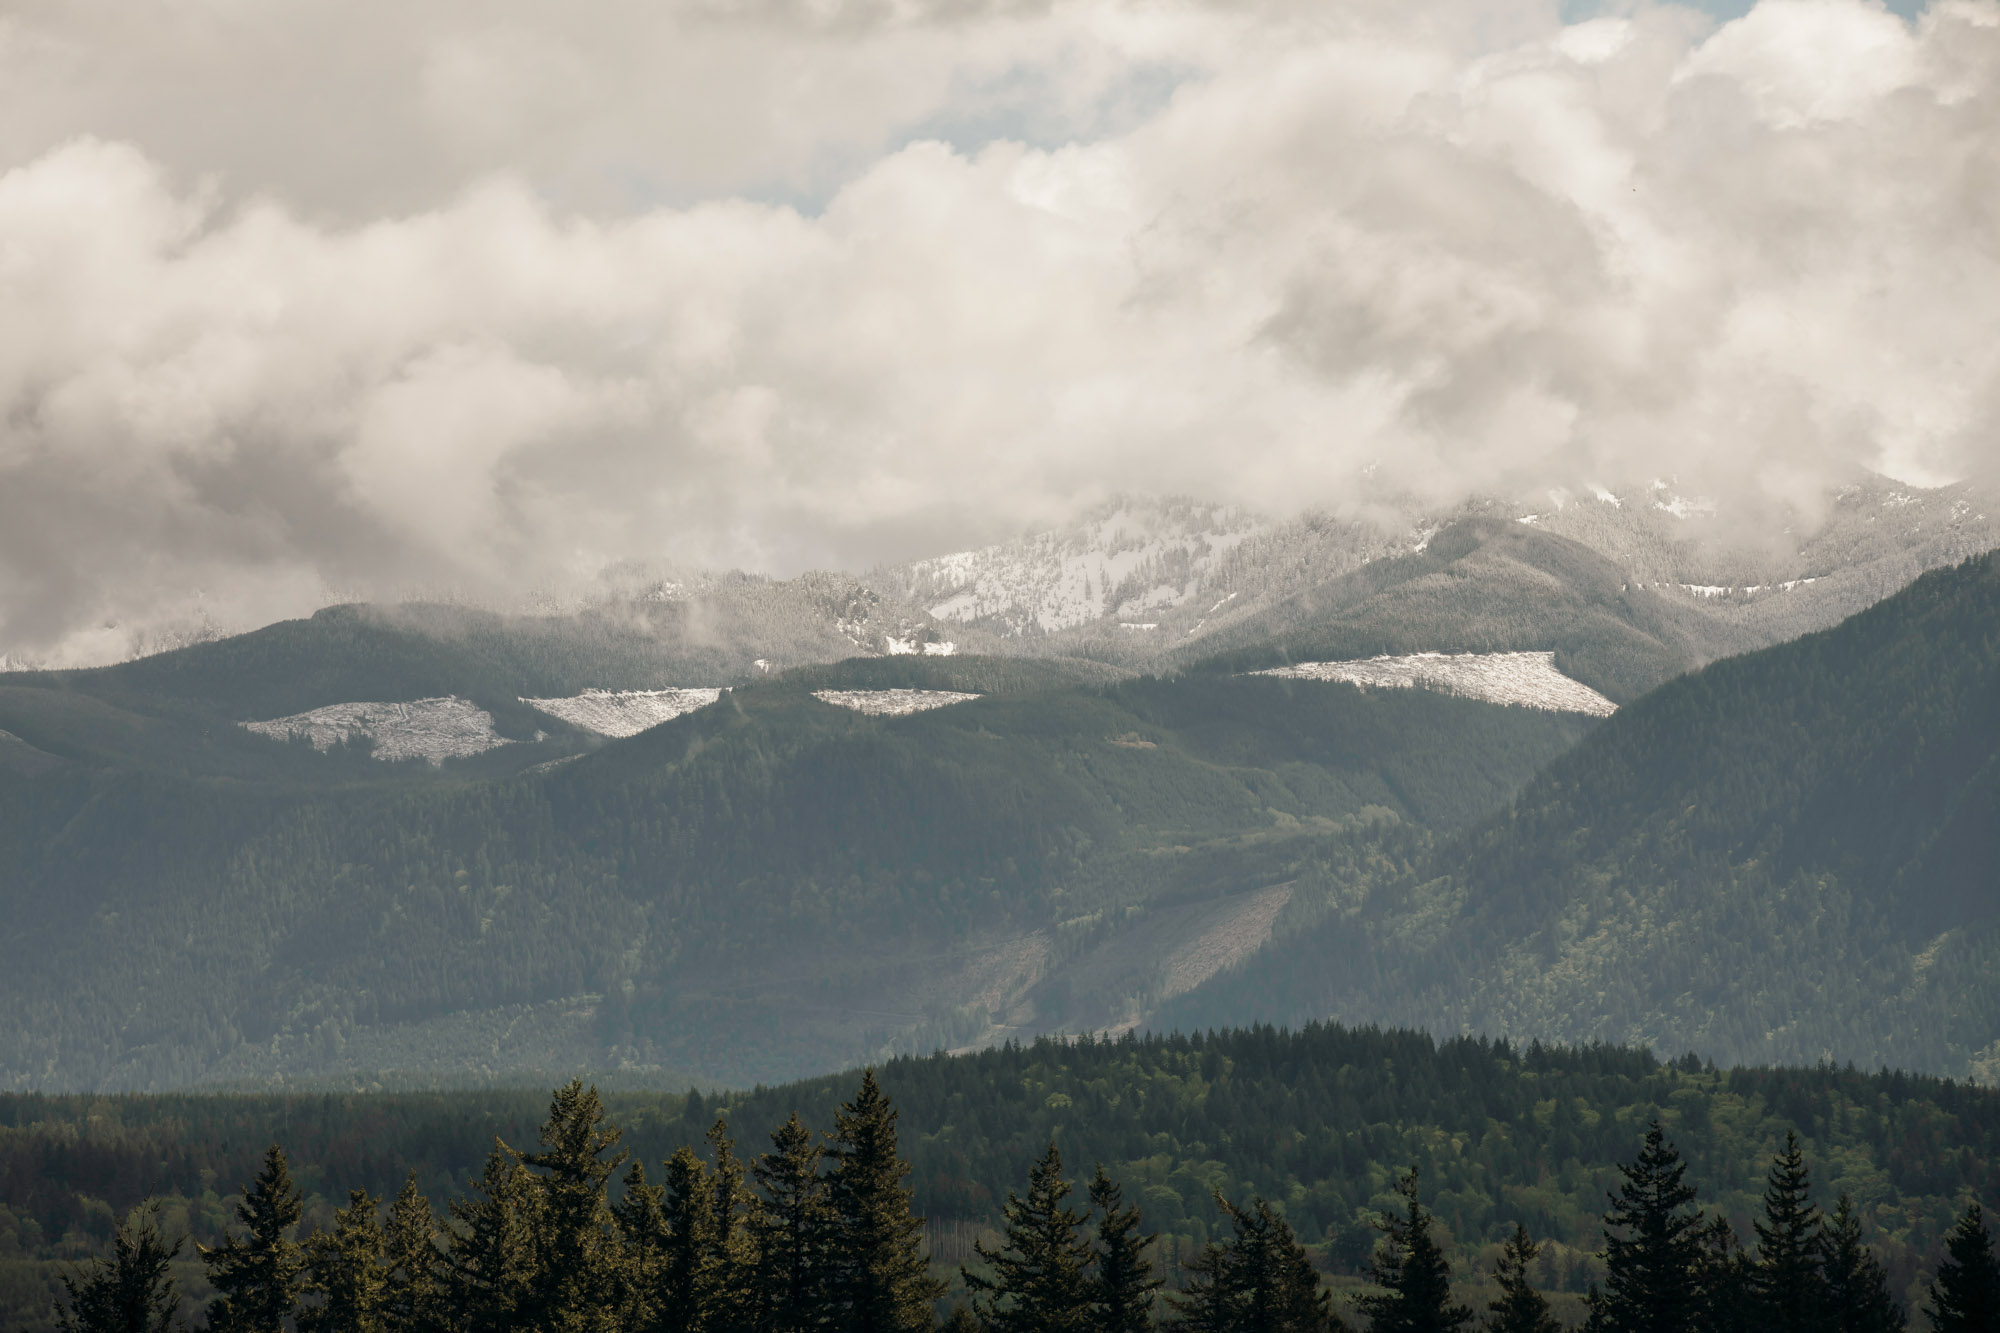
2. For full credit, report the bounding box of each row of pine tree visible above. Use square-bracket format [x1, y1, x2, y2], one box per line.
[53, 1078, 2000, 1333]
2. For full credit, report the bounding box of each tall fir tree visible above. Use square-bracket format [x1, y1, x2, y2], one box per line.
[825, 1071, 945, 1333]
[202, 1145, 306, 1333]
[1484, 1224, 1558, 1333]
[656, 1146, 716, 1333]
[1087, 1165, 1160, 1333]
[519, 1081, 626, 1333]
[1821, 1194, 1906, 1333]
[751, 1113, 830, 1333]
[613, 1161, 669, 1332]
[1925, 1203, 2000, 1333]
[299, 1190, 387, 1333]
[56, 1204, 186, 1333]
[963, 1140, 1095, 1333]
[379, 1175, 441, 1333]
[1169, 1195, 1343, 1333]
[1750, 1133, 1826, 1333]
[1352, 1160, 1480, 1328]
[1595, 1123, 1706, 1333]
[1354, 1169, 1473, 1333]
[1697, 1216, 1754, 1333]
[706, 1121, 760, 1333]
[442, 1142, 540, 1333]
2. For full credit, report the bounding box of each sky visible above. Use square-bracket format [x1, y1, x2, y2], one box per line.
[0, 0, 1996, 664]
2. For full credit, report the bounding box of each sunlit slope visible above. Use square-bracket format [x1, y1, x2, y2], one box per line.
[1163, 552, 2000, 1078]
[0, 670, 1594, 1091]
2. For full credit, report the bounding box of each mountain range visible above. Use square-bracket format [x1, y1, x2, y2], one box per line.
[0, 471, 1994, 1091]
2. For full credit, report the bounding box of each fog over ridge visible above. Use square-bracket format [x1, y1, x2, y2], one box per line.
[1, 0, 1997, 664]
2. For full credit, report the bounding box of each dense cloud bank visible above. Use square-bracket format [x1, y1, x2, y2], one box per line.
[1, 0, 1997, 662]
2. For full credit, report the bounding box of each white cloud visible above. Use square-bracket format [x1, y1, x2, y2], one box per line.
[0, 0, 1997, 661]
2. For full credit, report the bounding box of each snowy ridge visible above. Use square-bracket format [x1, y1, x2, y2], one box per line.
[1252, 652, 1617, 717]
[882, 498, 1266, 636]
[242, 697, 512, 764]
[522, 688, 722, 738]
[812, 689, 980, 716]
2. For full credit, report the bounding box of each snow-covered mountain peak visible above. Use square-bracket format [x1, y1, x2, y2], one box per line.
[874, 496, 1268, 637]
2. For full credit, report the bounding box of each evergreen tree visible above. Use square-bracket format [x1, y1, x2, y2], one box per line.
[656, 1147, 716, 1333]
[1087, 1165, 1160, 1333]
[519, 1081, 626, 1333]
[203, 1145, 306, 1333]
[1750, 1132, 1826, 1333]
[1697, 1215, 1754, 1333]
[1925, 1203, 2000, 1333]
[1595, 1123, 1705, 1333]
[614, 1161, 669, 1332]
[379, 1176, 441, 1333]
[1484, 1224, 1557, 1333]
[751, 1113, 830, 1333]
[937, 1307, 981, 1333]
[963, 1140, 1095, 1333]
[442, 1142, 539, 1333]
[1821, 1194, 1905, 1333]
[301, 1190, 387, 1333]
[1354, 1169, 1472, 1333]
[706, 1121, 759, 1333]
[1168, 1195, 1342, 1333]
[825, 1071, 945, 1333]
[55, 1204, 186, 1333]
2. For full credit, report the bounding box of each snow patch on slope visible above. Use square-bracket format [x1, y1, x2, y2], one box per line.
[242, 697, 511, 764]
[1252, 652, 1616, 717]
[522, 688, 721, 738]
[812, 689, 980, 716]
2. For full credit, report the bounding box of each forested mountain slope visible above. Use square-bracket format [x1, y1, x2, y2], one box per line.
[1164, 553, 2000, 1079]
[0, 663, 1591, 1092]
[1181, 517, 1753, 702]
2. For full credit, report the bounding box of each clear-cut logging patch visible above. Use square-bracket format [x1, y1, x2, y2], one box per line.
[241, 697, 511, 764]
[1251, 651, 1616, 716]
[522, 688, 722, 738]
[811, 689, 981, 716]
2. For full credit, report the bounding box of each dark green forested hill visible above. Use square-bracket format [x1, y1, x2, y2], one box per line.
[1164, 552, 2000, 1078]
[2, 1024, 1993, 1331]
[0, 662, 1591, 1092]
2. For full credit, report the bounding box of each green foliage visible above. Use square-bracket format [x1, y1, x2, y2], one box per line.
[1595, 1124, 1705, 1333]
[1169, 1195, 1340, 1333]
[54, 1204, 185, 1333]
[1924, 1205, 2000, 1333]
[963, 1141, 1094, 1333]
[825, 1072, 945, 1333]
[441, 1145, 538, 1333]
[1749, 1132, 1823, 1333]
[1087, 1166, 1161, 1333]
[8, 1027, 1991, 1331]
[377, 1176, 440, 1333]
[1485, 1224, 1559, 1333]
[1824, 1194, 1907, 1333]
[298, 1190, 386, 1333]
[1354, 1167, 1472, 1333]
[750, 1114, 830, 1333]
[517, 1081, 626, 1333]
[201, 1147, 305, 1333]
